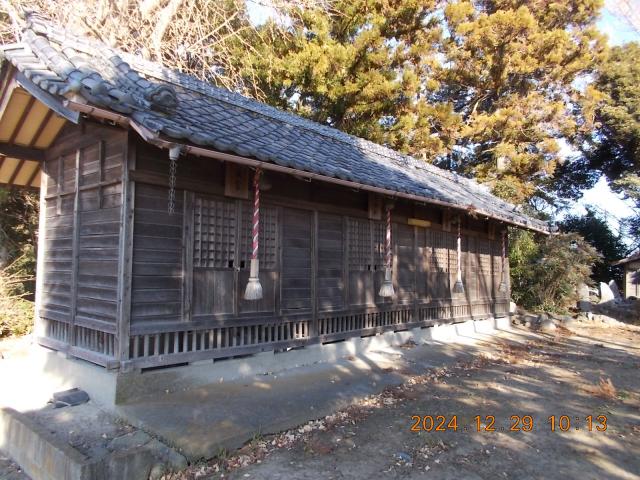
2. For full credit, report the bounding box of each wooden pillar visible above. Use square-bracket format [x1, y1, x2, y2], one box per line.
[33, 158, 48, 339]
[116, 134, 135, 367]
[310, 210, 318, 339]
[182, 191, 194, 322]
[69, 148, 81, 347]
[413, 225, 419, 323]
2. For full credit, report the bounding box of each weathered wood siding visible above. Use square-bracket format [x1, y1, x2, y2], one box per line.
[124, 141, 510, 368]
[131, 182, 184, 323]
[38, 122, 126, 367]
[38, 131, 511, 370]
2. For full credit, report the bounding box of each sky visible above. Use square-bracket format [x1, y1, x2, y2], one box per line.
[246, 1, 277, 25]
[567, 0, 640, 241]
[245, 0, 639, 243]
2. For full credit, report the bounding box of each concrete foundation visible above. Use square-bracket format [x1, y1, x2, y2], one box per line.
[116, 316, 509, 404]
[1, 316, 510, 411]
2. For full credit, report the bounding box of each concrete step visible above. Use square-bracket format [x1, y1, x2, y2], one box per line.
[0, 403, 186, 480]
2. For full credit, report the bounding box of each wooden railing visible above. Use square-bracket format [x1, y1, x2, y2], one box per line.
[121, 299, 508, 369]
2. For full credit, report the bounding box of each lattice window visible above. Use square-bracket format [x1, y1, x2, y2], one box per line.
[348, 218, 371, 270]
[429, 230, 455, 273]
[372, 220, 386, 269]
[492, 239, 503, 272]
[193, 196, 237, 268]
[477, 238, 492, 273]
[464, 237, 475, 272]
[240, 202, 278, 270]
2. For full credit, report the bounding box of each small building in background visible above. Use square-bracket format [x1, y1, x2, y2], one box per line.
[613, 253, 640, 299]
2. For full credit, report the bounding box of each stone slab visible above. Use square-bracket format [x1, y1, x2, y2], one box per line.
[600, 282, 615, 303]
[608, 280, 622, 300]
[0, 404, 187, 480]
[0, 407, 93, 480]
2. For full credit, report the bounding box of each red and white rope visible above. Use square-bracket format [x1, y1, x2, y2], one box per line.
[251, 169, 261, 260]
[457, 220, 462, 272]
[501, 230, 506, 270]
[385, 207, 392, 268]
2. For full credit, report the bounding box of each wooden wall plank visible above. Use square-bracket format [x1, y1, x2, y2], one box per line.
[68, 148, 81, 346]
[38, 120, 127, 360]
[33, 154, 48, 337]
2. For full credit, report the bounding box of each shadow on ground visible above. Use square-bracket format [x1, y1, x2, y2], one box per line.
[191, 323, 640, 480]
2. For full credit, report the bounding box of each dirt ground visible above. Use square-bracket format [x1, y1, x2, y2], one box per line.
[174, 322, 640, 480]
[2, 321, 639, 480]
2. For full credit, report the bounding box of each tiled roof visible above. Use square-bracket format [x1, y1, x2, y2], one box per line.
[613, 252, 640, 266]
[0, 13, 549, 232]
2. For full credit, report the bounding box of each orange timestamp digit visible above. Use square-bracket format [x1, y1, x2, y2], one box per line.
[547, 415, 607, 432]
[510, 415, 534, 431]
[475, 415, 496, 431]
[410, 415, 459, 432]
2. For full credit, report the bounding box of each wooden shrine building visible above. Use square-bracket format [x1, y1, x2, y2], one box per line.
[0, 15, 549, 372]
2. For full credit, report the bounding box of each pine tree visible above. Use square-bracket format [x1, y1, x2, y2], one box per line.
[244, 0, 606, 206]
[568, 42, 640, 246]
[243, 0, 459, 159]
[583, 42, 640, 181]
[436, 0, 606, 204]
[560, 208, 628, 283]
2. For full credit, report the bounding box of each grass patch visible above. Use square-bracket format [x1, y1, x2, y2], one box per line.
[0, 296, 33, 338]
[588, 377, 618, 401]
[0, 255, 35, 338]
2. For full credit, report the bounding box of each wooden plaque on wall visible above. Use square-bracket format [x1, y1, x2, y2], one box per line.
[488, 221, 496, 239]
[368, 193, 383, 220]
[442, 210, 452, 232]
[224, 162, 249, 199]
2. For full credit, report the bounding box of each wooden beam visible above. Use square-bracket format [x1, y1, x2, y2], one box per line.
[69, 148, 81, 347]
[0, 143, 45, 161]
[0, 76, 19, 118]
[33, 156, 48, 337]
[30, 109, 54, 148]
[25, 164, 40, 188]
[311, 210, 318, 338]
[7, 158, 25, 185]
[8, 96, 35, 144]
[182, 191, 194, 323]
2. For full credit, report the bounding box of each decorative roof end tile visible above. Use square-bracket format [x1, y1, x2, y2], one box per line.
[145, 84, 179, 112]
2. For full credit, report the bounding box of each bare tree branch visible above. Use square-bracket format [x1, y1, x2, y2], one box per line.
[606, 0, 640, 36]
[0, 0, 335, 98]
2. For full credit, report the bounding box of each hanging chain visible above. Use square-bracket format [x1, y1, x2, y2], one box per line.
[168, 154, 177, 215]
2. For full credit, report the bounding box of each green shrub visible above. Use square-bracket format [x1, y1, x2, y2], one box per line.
[0, 296, 34, 338]
[509, 230, 600, 313]
[0, 254, 35, 338]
